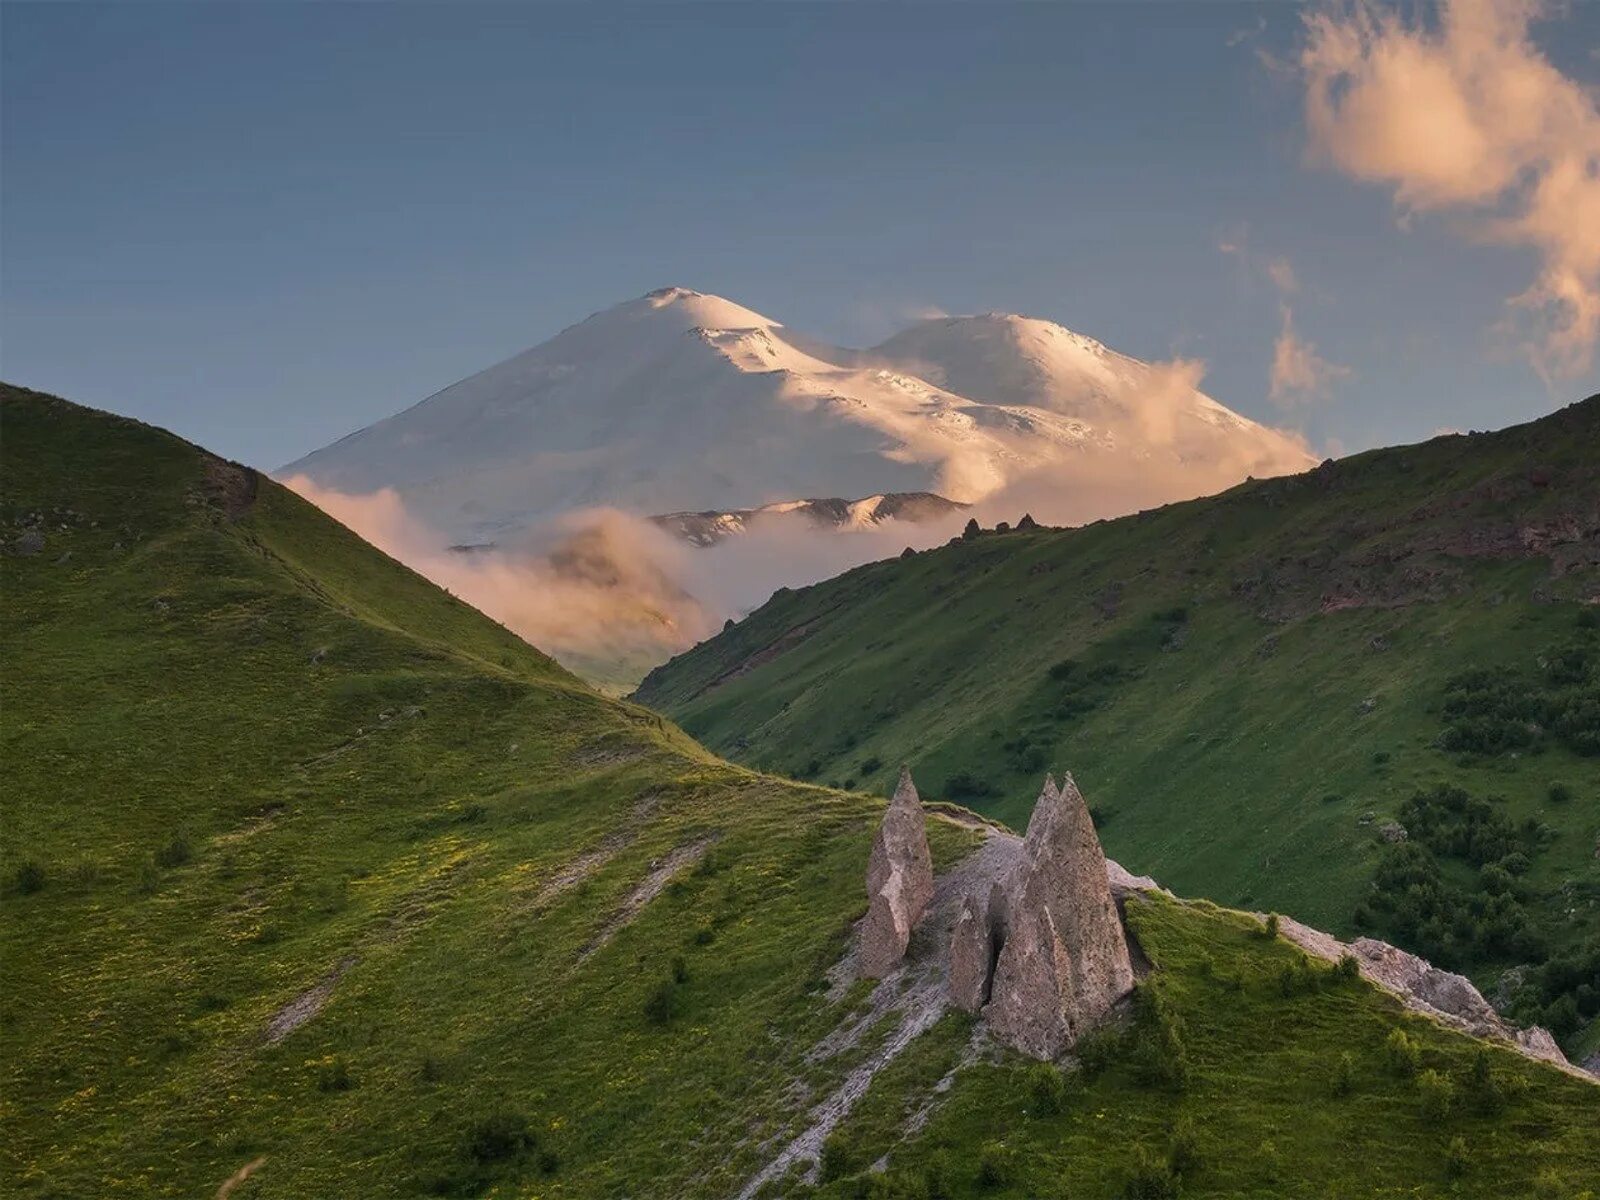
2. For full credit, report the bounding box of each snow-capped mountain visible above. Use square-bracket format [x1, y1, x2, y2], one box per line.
[283, 286, 1313, 544]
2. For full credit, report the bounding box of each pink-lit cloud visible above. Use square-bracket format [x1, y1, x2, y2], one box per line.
[1270, 303, 1352, 408]
[1298, 0, 1600, 379]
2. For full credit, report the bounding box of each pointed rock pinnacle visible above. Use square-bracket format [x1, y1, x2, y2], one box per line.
[984, 772, 1134, 1058]
[859, 766, 935, 978]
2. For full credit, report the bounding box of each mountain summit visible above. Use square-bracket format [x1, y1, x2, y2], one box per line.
[283, 288, 1314, 543]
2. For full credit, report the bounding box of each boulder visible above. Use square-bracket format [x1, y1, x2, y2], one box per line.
[859, 767, 934, 978]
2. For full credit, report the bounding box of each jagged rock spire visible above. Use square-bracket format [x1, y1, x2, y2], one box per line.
[982, 772, 1134, 1059]
[859, 766, 935, 978]
[948, 881, 1007, 1013]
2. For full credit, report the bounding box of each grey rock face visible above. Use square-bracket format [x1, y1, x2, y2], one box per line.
[947, 891, 991, 1013]
[948, 883, 1007, 1013]
[986, 870, 1079, 1057]
[1277, 915, 1583, 1077]
[859, 767, 935, 978]
[984, 774, 1135, 1059]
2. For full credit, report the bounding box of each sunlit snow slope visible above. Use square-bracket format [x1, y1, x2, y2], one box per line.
[284, 287, 1313, 543]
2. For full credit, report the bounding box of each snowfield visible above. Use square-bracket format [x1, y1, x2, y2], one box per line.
[283, 286, 1315, 543]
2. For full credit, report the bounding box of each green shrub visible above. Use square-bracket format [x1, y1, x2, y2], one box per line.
[1131, 982, 1190, 1090]
[12, 860, 46, 895]
[1026, 1061, 1069, 1116]
[1548, 780, 1573, 803]
[670, 955, 690, 984]
[1334, 954, 1361, 983]
[818, 1131, 854, 1183]
[465, 1111, 534, 1162]
[920, 1149, 955, 1199]
[154, 833, 191, 869]
[315, 1056, 353, 1092]
[1446, 1135, 1470, 1179]
[1260, 912, 1280, 940]
[1384, 1029, 1420, 1078]
[643, 979, 678, 1026]
[459, 1110, 558, 1176]
[860, 756, 884, 775]
[1417, 1068, 1454, 1120]
[1075, 1025, 1123, 1076]
[1331, 1052, 1356, 1097]
[1122, 1145, 1181, 1199]
[1166, 1114, 1201, 1177]
[944, 772, 996, 801]
[975, 1141, 1015, 1188]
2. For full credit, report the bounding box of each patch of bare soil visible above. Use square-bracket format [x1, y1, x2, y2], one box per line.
[215, 1156, 267, 1198]
[566, 735, 653, 770]
[532, 789, 665, 909]
[736, 832, 1022, 1198]
[578, 833, 720, 962]
[264, 955, 357, 1046]
[197, 455, 258, 521]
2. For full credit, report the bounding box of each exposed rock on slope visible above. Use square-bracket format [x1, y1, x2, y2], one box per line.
[1275, 915, 1583, 1077]
[858, 769, 1135, 1057]
[859, 767, 936, 977]
[983, 775, 1136, 1058]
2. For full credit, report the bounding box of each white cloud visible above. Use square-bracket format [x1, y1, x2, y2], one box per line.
[1228, 15, 1268, 47]
[1270, 303, 1352, 408]
[1298, 0, 1600, 379]
[1265, 256, 1300, 295]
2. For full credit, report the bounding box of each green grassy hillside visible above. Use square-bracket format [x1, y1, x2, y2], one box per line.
[3, 385, 1596, 1199]
[637, 398, 1600, 1053]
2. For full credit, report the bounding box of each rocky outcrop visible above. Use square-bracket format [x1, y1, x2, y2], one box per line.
[963, 774, 1136, 1059]
[947, 892, 991, 1013]
[1276, 916, 1583, 1077]
[949, 883, 1006, 1013]
[859, 767, 935, 978]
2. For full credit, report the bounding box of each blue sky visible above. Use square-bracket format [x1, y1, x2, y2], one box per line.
[4, 1, 1597, 469]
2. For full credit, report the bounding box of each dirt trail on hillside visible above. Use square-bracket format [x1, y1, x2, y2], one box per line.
[534, 789, 665, 908]
[734, 831, 1020, 1199]
[264, 956, 357, 1046]
[578, 833, 719, 962]
[214, 1155, 266, 1198]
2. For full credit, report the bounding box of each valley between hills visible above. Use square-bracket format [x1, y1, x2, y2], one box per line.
[3, 383, 1598, 1199]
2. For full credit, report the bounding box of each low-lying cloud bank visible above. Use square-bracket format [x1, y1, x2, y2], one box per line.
[281, 361, 1311, 683]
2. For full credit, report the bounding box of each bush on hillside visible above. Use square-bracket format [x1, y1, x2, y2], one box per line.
[1439, 637, 1600, 757]
[154, 833, 191, 869]
[943, 772, 995, 802]
[1025, 1061, 1070, 1116]
[1417, 1068, 1454, 1120]
[1384, 1029, 1420, 1078]
[975, 1141, 1015, 1188]
[1122, 1145, 1181, 1199]
[12, 860, 46, 895]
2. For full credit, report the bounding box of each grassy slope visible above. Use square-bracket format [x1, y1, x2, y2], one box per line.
[2, 385, 1596, 1199]
[637, 400, 1600, 954]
